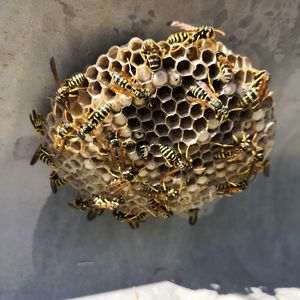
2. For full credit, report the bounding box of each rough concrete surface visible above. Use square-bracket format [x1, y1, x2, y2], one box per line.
[0, 0, 300, 299]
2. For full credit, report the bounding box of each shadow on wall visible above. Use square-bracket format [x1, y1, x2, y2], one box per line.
[16, 163, 300, 300]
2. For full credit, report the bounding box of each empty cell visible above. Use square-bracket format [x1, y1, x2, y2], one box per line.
[168, 71, 181, 87]
[220, 120, 233, 133]
[172, 86, 186, 101]
[131, 52, 144, 66]
[193, 117, 207, 132]
[69, 102, 83, 117]
[153, 71, 168, 87]
[122, 105, 137, 118]
[110, 60, 122, 70]
[107, 46, 120, 59]
[180, 116, 193, 129]
[166, 114, 180, 127]
[190, 104, 202, 118]
[203, 108, 216, 120]
[181, 76, 195, 88]
[137, 107, 151, 121]
[236, 56, 243, 68]
[183, 130, 197, 142]
[155, 124, 169, 135]
[141, 120, 155, 131]
[158, 136, 172, 145]
[227, 54, 236, 66]
[177, 60, 192, 75]
[98, 71, 111, 84]
[127, 118, 140, 130]
[239, 109, 252, 121]
[152, 110, 166, 123]
[202, 49, 215, 64]
[104, 88, 116, 98]
[171, 46, 185, 59]
[163, 57, 176, 70]
[96, 55, 110, 69]
[169, 128, 183, 141]
[245, 70, 254, 83]
[177, 100, 190, 116]
[122, 63, 136, 76]
[128, 38, 143, 51]
[186, 46, 199, 61]
[124, 140, 136, 152]
[208, 64, 220, 80]
[88, 81, 102, 95]
[161, 99, 176, 114]
[234, 70, 245, 82]
[79, 92, 92, 106]
[157, 86, 171, 100]
[118, 49, 132, 62]
[85, 66, 98, 80]
[193, 63, 206, 78]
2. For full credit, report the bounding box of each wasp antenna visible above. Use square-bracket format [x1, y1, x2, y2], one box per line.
[215, 28, 226, 37]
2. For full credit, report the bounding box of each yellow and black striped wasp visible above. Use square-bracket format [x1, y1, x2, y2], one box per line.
[216, 52, 234, 84]
[49, 57, 87, 114]
[140, 40, 164, 72]
[49, 171, 66, 193]
[107, 68, 153, 107]
[30, 144, 54, 166]
[166, 20, 225, 51]
[187, 80, 242, 121]
[215, 178, 248, 196]
[29, 110, 45, 135]
[112, 209, 147, 229]
[211, 132, 251, 161]
[136, 141, 151, 161]
[76, 102, 113, 140]
[90, 194, 124, 210]
[239, 70, 270, 109]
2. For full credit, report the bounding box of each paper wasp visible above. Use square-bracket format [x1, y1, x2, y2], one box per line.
[112, 210, 147, 229]
[140, 40, 164, 72]
[49, 171, 66, 193]
[30, 144, 54, 166]
[29, 110, 45, 135]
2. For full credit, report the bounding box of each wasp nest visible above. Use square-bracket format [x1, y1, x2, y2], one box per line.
[30, 24, 275, 228]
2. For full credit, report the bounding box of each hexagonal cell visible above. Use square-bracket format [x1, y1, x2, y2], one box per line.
[172, 86, 186, 101]
[156, 86, 172, 100]
[181, 76, 195, 89]
[85, 66, 98, 80]
[203, 108, 216, 120]
[88, 81, 102, 95]
[171, 46, 185, 59]
[141, 120, 155, 132]
[180, 116, 193, 129]
[176, 60, 192, 75]
[161, 99, 176, 114]
[122, 105, 137, 118]
[117, 49, 132, 63]
[97, 70, 111, 85]
[163, 57, 176, 70]
[208, 64, 220, 80]
[158, 136, 172, 146]
[96, 55, 110, 70]
[193, 117, 207, 132]
[155, 124, 169, 136]
[109, 60, 122, 71]
[177, 100, 190, 117]
[166, 114, 180, 128]
[152, 110, 166, 124]
[234, 70, 245, 83]
[239, 108, 252, 122]
[186, 46, 199, 61]
[137, 107, 152, 121]
[190, 104, 202, 119]
[168, 71, 182, 87]
[145, 131, 159, 144]
[122, 63, 136, 76]
[104, 88, 116, 99]
[131, 52, 144, 66]
[227, 54, 236, 66]
[107, 46, 120, 59]
[132, 130, 145, 140]
[153, 71, 168, 88]
[128, 38, 143, 51]
[193, 63, 206, 79]
[69, 102, 83, 117]
[169, 128, 183, 142]
[220, 120, 233, 133]
[201, 49, 215, 64]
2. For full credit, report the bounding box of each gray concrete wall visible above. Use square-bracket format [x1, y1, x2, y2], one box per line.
[1, 0, 300, 299]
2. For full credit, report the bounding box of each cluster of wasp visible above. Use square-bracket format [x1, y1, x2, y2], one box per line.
[30, 21, 274, 228]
